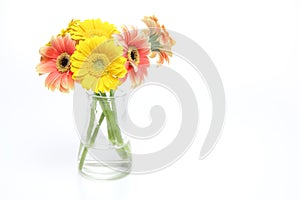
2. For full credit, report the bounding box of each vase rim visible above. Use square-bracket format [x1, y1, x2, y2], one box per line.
[86, 89, 127, 99]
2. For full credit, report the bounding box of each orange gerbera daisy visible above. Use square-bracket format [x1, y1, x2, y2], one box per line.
[142, 16, 176, 65]
[36, 34, 75, 93]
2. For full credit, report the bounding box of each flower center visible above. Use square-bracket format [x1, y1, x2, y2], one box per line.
[56, 53, 71, 72]
[86, 30, 101, 38]
[128, 46, 140, 67]
[87, 53, 110, 76]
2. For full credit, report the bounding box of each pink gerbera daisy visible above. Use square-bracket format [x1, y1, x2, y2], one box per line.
[36, 34, 76, 93]
[114, 26, 151, 87]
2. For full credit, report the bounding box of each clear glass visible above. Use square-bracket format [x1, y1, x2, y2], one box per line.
[73, 85, 131, 180]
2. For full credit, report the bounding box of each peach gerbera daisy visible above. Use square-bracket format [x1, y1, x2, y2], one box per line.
[114, 26, 151, 87]
[36, 34, 75, 93]
[142, 15, 176, 65]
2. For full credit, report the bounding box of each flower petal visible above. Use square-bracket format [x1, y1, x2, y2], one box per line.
[63, 34, 76, 55]
[36, 61, 57, 74]
[67, 73, 74, 89]
[45, 72, 61, 91]
[51, 36, 64, 54]
[39, 46, 59, 59]
[60, 73, 69, 91]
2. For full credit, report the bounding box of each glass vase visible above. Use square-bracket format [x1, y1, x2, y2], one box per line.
[73, 85, 131, 180]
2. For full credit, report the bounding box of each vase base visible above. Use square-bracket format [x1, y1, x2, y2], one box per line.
[78, 160, 131, 180]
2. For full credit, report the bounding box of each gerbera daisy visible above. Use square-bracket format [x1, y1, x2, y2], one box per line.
[142, 15, 176, 65]
[71, 36, 127, 93]
[114, 26, 151, 87]
[60, 19, 80, 37]
[36, 34, 75, 93]
[68, 19, 118, 42]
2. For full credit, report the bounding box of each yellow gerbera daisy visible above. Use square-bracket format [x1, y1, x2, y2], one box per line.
[60, 19, 80, 37]
[68, 19, 118, 41]
[71, 36, 127, 93]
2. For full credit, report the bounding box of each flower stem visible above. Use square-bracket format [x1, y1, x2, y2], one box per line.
[78, 97, 97, 157]
[79, 110, 105, 171]
[110, 90, 118, 120]
[78, 146, 88, 171]
[79, 91, 131, 171]
[105, 91, 131, 160]
[97, 95, 118, 144]
[109, 97, 123, 144]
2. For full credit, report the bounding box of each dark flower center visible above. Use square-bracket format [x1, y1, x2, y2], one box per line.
[128, 46, 140, 67]
[130, 51, 137, 61]
[56, 53, 71, 72]
[61, 57, 69, 67]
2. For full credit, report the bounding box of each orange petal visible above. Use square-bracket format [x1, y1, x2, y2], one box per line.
[60, 73, 69, 90]
[67, 73, 74, 89]
[45, 72, 60, 91]
[36, 61, 57, 74]
[64, 34, 76, 55]
[60, 73, 74, 91]
[59, 84, 69, 93]
[39, 46, 59, 59]
[51, 74, 63, 91]
[51, 36, 64, 54]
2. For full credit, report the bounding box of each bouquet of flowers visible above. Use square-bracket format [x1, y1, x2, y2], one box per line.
[36, 16, 175, 179]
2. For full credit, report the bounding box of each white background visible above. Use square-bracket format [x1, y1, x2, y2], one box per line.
[0, 0, 300, 199]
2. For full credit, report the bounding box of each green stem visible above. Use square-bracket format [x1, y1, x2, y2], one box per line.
[106, 101, 122, 145]
[77, 98, 96, 162]
[79, 111, 105, 171]
[90, 112, 105, 143]
[99, 92, 116, 142]
[109, 94, 131, 159]
[110, 90, 118, 121]
[104, 91, 130, 160]
[78, 146, 88, 170]
[79, 91, 131, 169]
[97, 96, 118, 144]
[77, 143, 83, 158]
[87, 98, 97, 141]
[110, 91, 124, 145]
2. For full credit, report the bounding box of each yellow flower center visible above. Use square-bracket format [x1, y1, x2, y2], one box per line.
[128, 46, 140, 67]
[87, 53, 110, 76]
[86, 30, 102, 38]
[56, 53, 71, 72]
